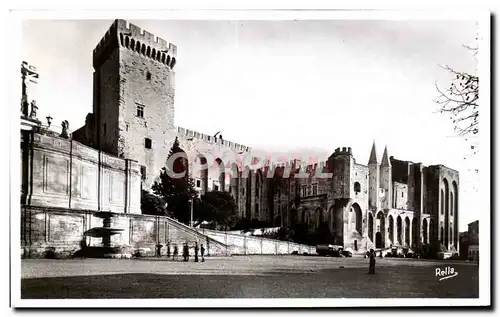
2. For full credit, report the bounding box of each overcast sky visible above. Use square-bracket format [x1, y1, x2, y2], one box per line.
[21, 18, 479, 231]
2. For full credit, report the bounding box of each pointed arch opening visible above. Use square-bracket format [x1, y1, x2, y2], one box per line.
[244, 166, 251, 219]
[352, 203, 362, 234]
[230, 163, 239, 202]
[405, 216, 410, 246]
[388, 215, 394, 245]
[125, 36, 130, 48]
[422, 218, 428, 244]
[376, 211, 385, 248]
[368, 212, 374, 242]
[397, 216, 402, 245]
[193, 155, 208, 195]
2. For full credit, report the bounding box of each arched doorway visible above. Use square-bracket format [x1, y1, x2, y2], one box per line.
[352, 203, 362, 234]
[397, 216, 402, 245]
[388, 215, 394, 245]
[376, 211, 385, 248]
[422, 218, 428, 244]
[405, 217, 410, 246]
[368, 212, 374, 242]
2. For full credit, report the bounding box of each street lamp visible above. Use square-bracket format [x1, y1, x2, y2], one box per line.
[189, 199, 193, 227]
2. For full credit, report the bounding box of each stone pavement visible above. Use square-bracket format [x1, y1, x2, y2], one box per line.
[21, 256, 479, 298]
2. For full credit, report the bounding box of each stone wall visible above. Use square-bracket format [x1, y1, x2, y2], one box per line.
[196, 228, 317, 255]
[21, 206, 229, 258]
[21, 130, 141, 214]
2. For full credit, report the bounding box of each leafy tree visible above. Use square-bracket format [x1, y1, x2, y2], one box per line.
[140, 190, 168, 216]
[151, 137, 199, 224]
[194, 191, 238, 230]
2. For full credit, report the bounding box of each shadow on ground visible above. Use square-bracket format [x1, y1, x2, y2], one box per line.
[21, 264, 478, 299]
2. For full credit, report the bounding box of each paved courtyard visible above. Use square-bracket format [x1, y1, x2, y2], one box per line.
[21, 256, 479, 299]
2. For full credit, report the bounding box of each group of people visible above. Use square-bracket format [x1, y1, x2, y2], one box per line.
[165, 241, 205, 262]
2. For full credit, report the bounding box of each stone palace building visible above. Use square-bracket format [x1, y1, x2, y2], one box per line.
[20, 19, 459, 257]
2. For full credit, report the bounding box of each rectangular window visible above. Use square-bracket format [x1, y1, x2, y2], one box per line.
[214, 185, 219, 192]
[301, 185, 307, 197]
[136, 103, 145, 118]
[140, 166, 146, 180]
[312, 184, 318, 196]
[402, 192, 404, 197]
[308, 185, 312, 196]
[196, 180, 201, 188]
[145, 138, 152, 149]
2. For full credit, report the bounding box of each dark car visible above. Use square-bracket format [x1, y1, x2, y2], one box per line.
[316, 244, 343, 257]
[342, 250, 353, 257]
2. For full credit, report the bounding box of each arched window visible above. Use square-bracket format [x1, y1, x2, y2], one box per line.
[125, 36, 130, 48]
[354, 182, 361, 194]
[166, 55, 171, 65]
[161, 53, 166, 63]
[146, 46, 151, 57]
[450, 192, 454, 216]
[171, 57, 176, 68]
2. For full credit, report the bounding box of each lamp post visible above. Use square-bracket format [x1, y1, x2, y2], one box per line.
[189, 199, 193, 227]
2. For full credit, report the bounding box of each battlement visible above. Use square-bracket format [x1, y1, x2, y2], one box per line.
[93, 19, 177, 69]
[332, 146, 353, 157]
[176, 126, 251, 153]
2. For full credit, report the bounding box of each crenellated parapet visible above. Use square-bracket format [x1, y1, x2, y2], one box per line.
[176, 126, 251, 153]
[93, 19, 177, 69]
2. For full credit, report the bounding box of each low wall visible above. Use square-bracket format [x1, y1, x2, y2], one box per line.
[21, 206, 229, 258]
[196, 228, 317, 255]
[21, 130, 142, 214]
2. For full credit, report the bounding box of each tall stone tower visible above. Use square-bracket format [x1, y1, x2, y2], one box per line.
[92, 19, 177, 184]
[328, 147, 354, 245]
[368, 141, 379, 210]
[380, 146, 392, 210]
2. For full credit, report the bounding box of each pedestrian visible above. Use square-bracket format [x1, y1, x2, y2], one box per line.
[173, 244, 178, 261]
[368, 249, 376, 274]
[200, 244, 205, 262]
[194, 242, 199, 262]
[166, 241, 171, 259]
[183, 243, 189, 262]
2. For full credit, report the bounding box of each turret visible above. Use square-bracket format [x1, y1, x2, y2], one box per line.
[330, 147, 353, 199]
[368, 141, 380, 209]
[380, 145, 392, 210]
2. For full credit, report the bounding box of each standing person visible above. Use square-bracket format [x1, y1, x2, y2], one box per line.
[183, 243, 189, 262]
[173, 244, 178, 261]
[200, 244, 205, 262]
[194, 242, 199, 262]
[166, 240, 171, 259]
[368, 249, 376, 274]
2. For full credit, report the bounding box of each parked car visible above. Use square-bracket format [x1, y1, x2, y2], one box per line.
[342, 248, 353, 257]
[316, 244, 343, 257]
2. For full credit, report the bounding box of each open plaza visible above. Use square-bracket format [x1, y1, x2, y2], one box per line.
[21, 255, 478, 299]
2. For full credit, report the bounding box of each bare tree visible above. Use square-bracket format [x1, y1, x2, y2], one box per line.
[435, 46, 479, 136]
